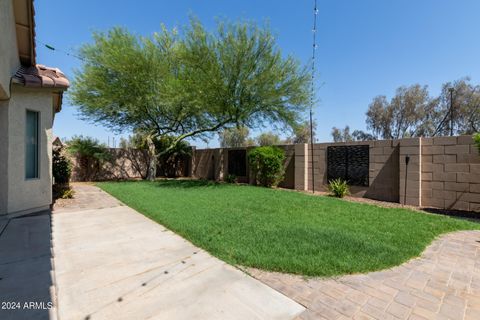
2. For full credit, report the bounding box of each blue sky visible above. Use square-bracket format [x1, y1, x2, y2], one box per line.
[35, 0, 480, 147]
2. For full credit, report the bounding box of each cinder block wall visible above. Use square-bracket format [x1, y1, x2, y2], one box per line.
[398, 138, 422, 206]
[420, 135, 480, 211]
[70, 148, 188, 181]
[296, 140, 401, 202]
[192, 145, 295, 185]
[278, 145, 295, 189]
[192, 148, 224, 181]
[367, 140, 400, 203]
[192, 135, 480, 212]
[70, 148, 148, 181]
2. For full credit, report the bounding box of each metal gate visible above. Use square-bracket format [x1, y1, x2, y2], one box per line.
[228, 149, 247, 177]
[327, 145, 369, 186]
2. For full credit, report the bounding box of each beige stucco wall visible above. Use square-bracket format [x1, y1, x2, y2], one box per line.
[0, 100, 8, 213]
[0, 0, 20, 99]
[4, 86, 54, 215]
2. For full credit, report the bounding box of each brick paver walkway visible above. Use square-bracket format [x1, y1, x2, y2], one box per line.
[53, 182, 123, 213]
[249, 231, 480, 320]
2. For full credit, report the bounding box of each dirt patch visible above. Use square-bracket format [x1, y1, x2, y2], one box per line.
[290, 188, 480, 220]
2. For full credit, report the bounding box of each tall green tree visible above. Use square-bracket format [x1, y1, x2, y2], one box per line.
[363, 79, 480, 140]
[256, 132, 281, 146]
[366, 84, 434, 140]
[331, 126, 353, 142]
[433, 78, 480, 136]
[71, 19, 311, 180]
[219, 126, 253, 148]
[331, 126, 376, 142]
[351, 130, 376, 141]
[285, 120, 316, 144]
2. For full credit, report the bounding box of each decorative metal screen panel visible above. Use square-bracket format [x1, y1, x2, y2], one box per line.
[228, 150, 247, 177]
[327, 145, 369, 186]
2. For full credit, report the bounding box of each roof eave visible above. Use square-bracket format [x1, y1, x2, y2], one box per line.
[14, 0, 36, 66]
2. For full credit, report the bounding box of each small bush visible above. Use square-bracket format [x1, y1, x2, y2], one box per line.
[473, 133, 480, 153]
[53, 147, 72, 184]
[53, 183, 74, 200]
[248, 146, 285, 187]
[225, 174, 237, 183]
[328, 178, 349, 198]
[60, 188, 75, 199]
[67, 135, 111, 181]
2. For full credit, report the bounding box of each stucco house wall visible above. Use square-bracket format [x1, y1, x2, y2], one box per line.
[0, 0, 69, 216]
[0, 0, 20, 99]
[4, 86, 54, 215]
[0, 100, 9, 214]
[0, 0, 21, 212]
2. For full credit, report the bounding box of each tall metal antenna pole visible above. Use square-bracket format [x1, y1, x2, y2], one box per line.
[449, 87, 454, 136]
[310, 0, 318, 193]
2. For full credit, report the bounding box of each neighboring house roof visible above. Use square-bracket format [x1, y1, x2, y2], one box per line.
[10, 0, 69, 112]
[52, 136, 64, 149]
[12, 64, 69, 89]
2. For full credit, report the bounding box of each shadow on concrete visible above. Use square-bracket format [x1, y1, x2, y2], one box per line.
[0, 211, 54, 320]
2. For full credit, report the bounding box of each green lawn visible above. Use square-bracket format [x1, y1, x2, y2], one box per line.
[97, 180, 479, 277]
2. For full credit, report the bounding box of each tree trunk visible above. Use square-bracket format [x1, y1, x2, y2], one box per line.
[146, 135, 157, 181]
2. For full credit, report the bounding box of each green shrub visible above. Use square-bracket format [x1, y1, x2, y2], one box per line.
[60, 188, 75, 199]
[67, 135, 111, 181]
[225, 174, 237, 183]
[248, 146, 285, 187]
[328, 178, 349, 198]
[473, 133, 480, 153]
[67, 135, 111, 162]
[53, 147, 72, 184]
[52, 183, 74, 200]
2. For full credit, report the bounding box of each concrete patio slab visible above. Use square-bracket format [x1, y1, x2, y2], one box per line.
[52, 185, 304, 320]
[0, 214, 55, 320]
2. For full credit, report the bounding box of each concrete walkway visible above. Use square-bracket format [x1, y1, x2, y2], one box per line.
[0, 212, 54, 320]
[52, 184, 304, 320]
[250, 231, 480, 320]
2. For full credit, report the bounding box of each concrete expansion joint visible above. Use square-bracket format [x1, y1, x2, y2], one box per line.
[0, 218, 11, 238]
[48, 184, 305, 318]
[49, 213, 61, 320]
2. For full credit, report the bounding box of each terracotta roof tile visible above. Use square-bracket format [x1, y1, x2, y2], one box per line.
[12, 64, 69, 90]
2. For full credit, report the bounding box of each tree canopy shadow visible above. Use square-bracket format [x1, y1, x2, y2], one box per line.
[153, 179, 223, 189]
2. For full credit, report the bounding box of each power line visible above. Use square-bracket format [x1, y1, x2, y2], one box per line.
[310, 0, 318, 193]
[37, 40, 86, 62]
